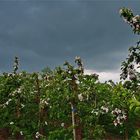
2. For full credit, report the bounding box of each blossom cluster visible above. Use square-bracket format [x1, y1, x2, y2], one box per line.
[91, 106, 109, 116]
[2, 98, 12, 108]
[101, 106, 109, 113]
[112, 108, 127, 126]
[119, 8, 140, 34]
[35, 132, 41, 139]
[78, 93, 90, 102]
[40, 98, 49, 109]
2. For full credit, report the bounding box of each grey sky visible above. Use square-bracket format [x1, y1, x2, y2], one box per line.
[0, 0, 140, 75]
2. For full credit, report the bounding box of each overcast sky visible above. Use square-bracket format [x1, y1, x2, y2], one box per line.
[0, 0, 140, 81]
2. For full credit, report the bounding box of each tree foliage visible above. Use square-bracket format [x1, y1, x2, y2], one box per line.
[0, 7, 140, 140]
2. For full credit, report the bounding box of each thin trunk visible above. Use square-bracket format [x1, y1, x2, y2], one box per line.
[71, 103, 76, 140]
[35, 75, 43, 134]
[70, 75, 82, 140]
[125, 126, 128, 140]
[75, 116, 82, 140]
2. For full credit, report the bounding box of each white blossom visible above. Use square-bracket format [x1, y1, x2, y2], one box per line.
[5, 101, 9, 105]
[68, 71, 72, 74]
[121, 114, 127, 120]
[116, 116, 121, 124]
[21, 104, 25, 108]
[113, 120, 118, 126]
[20, 131, 23, 135]
[17, 88, 22, 93]
[101, 106, 109, 113]
[35, 132, 41, 139]
[45, 121, 48, 125]
[136, 24, 140, 29]
[132, 15, 140, 23]
[44, 101, 49, 105]
[86, 94, 89, 101]
[10, 122, 14, 125]
[91, 109, 99, 115]
[112, 109, 127, 126]
[19, 73, 22, 76]
[38, 75, 42, 80]
[119, 9, 123, 15]
[76, 80, 80, 84]
[78, 94, 83, 101]
[94, 111, 99, 116]
[132, 17, 138, 23]
[40, 99, 49, 106]
[120, 131, 123, 134]
[61, 123, 65, 127]
[112, 108, 121, 114]
[5, 99, 12, 105]
[75, 56, 81, 61]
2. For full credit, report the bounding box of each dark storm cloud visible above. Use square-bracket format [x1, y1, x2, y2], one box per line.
[0, 0, 140, 72]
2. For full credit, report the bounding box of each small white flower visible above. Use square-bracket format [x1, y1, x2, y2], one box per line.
[44, 101, 49, 105]
[21, 104, 25, 108]
[10, 122, 14, 125]
[61, 123, 65, 127]
[101, 106, 109, 113]
[136, 24, 140, 28]
[45, 121, 48, 125]
[5, 101, 9, 105]
[19, 73, 22, 76]
[8, 73, 12, 77]
[78, 94, 83, 101]
[94, 111, 99, 116]
[38, 75, 42, 80]
[75, 56, 81, 61]
[36, 132, 39, 135]
[5, 99, 12, 105]
[91, 110, 94, 114]
[132, 17, 138, 23]
[132, 15, 140, 24]
[68, 71, 72, 74]
[120, 131, 123, 134]
[35, 132, 40, 139]
[119, 9, 123, 15]
[113, 120, 118, 126]
[116, 116, 120, 121]
[112, 110, 115, 114]
[20, 131, 23, 135]
[118, 109, 122, 113]
[17, 88, 21, 93]
[91, 109, 99, 115]
[86, 95, 89, 101]
[116, 117, 121, 124]
[121, 114, 127, 120]
[114, 108, 121, 114]
[76, 80, 80, 84]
